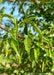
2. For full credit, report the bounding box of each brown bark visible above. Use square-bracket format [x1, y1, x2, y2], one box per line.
[0, 25, 25, 40]
[0, 25, 7, 31]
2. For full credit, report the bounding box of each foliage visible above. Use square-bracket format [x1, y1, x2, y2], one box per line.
[0, 0, 54, 74]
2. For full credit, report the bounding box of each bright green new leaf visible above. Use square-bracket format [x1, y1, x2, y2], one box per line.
[19, 16, 38, 27]
[24, 37, 31, 53]
[51, 64, 54, 72]
[8, 38, 20, 57]
[34, 48, 40, 62]
[4, 42, 10, 57]
[34, 49, 37, 62]
[0, 0, 3, 5]
[32, 23, 42, 39]
[32, 60, 36, 68]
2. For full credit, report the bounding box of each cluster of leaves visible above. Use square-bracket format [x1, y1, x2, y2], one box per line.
[0, 0, 54, 74]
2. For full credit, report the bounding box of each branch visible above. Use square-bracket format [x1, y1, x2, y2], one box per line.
[0, 25, 25, 40]
[0, 25, 54, 50]
[0, 25, 7, 31]
[18, 34, 25, 40]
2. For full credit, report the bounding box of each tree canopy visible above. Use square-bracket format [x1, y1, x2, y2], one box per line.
[0, 0, 54, 74]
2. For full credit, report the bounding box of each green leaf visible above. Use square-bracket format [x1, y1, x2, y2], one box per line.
[8, 38, 20, 57]
[5, 42, 10, 57]
[51, 64, 54, 72]
[24, 37, 31, 53]
[3, 35, 8, 41]
[0, 40, 3, 54]
[30, 48, 35, 61]
[0, 56, 13, 63]
[9, 19, 18, 39]
[34, 48, 40, 62]
[18, 16, 38, 27]
[0, 7, 5, 13]
[0, 0, 3, 5]
[0, 13, 15, 24]
[42, 37, 52, 47]
[34, 49, 37, 62]
[32, 23, 42, 39]
[24, 24, 27, 35]
[32, 60, 36, 68]
[42, 62, 45, 72]
[34, 47, 40, 62]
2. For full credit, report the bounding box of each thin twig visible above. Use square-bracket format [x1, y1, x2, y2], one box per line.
[0, 25, 7, 31]
[0, 25, 25, 40]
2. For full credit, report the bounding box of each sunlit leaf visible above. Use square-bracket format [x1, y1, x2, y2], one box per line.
[0, 0, 3, 5]
[24, 36, 31, 53]
[8, 38, 20, 57]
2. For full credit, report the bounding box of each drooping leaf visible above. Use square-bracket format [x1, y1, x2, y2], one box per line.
[0, 13, 15, 24]
[51, 64, 54, 72]
[8, 38, 20, 57]
[0, 7, 5, 13]
[32, 22, 42, 39]
[32, 60, 36, 68]
[9, 19, 18, 40]
[4, 42, 10, 57]
[24, 24, 27, 35]
[34, 48, 40, 62]
[24, 36, 31, 53]
[0, 0, 3, 5]
[30, 48, 35, 61]
[19, 16, 38, 27]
